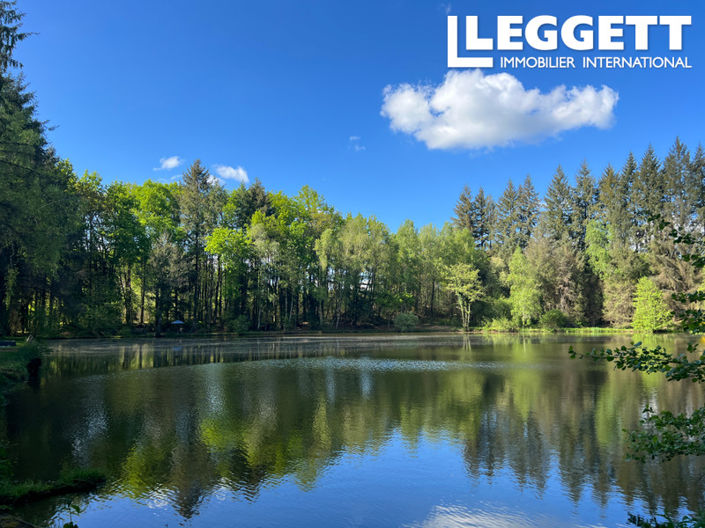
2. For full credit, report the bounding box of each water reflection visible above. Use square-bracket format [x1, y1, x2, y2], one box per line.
[5, 335, 705, 527]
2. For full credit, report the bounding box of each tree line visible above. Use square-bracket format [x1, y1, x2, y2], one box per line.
[2, 138, 702, 336]
[1, 2, 704, 336]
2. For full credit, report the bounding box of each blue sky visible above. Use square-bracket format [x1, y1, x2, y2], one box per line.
[16, 0, 704, 230]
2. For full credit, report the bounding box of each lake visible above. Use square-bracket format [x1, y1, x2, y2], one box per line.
[6, 334, 705, 527]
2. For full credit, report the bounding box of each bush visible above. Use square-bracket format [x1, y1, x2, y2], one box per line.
[117, 325, 135, 337]
[489, 297, 512, 319]
[225, 315, 250, 335]
[539, 309, 571, 330]
[394, 312, 419, 332]
[483, 317, 517, 332]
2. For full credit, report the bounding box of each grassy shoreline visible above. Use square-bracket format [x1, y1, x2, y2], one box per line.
[2, 325, 666, 343]
[0, 341, 106, 512]
[0, 469, 105, 507]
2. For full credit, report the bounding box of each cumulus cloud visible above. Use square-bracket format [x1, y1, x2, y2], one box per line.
[380, 70, 618, 150]
[213, 164, 249, 185]
[154, 155, 183, 171]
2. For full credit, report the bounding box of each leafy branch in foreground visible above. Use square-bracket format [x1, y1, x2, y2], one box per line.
[627, 407, 705, 462]
[569, 342, 705, 461]
[571, 214, 705, 525]
[627, 511, 705, 528]
[569, 342, 705, 383]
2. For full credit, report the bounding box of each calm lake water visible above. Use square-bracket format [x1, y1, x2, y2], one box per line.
[5, 334, 705, 527]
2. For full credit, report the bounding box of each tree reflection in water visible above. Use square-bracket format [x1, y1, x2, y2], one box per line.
[4, 335, 704, 526]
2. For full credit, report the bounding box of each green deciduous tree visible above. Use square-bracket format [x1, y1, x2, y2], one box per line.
[632, 277, 671, 332]
[444, 263, 483, 331]
[507, 248, 541, 327]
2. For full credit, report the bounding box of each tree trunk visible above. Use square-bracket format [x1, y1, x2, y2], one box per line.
[124, 264, 133, 326]
[140, 260, 147, 325]
[0, 251, 8, 335]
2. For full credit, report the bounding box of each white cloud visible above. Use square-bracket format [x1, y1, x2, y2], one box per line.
[154, 155, 183, 171]
[380, 70, 618, 150]
[348, 135, 367, 152]
[213, 164, 249, 185]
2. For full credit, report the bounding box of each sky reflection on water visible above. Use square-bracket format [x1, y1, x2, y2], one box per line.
[6, 334, 704, 527]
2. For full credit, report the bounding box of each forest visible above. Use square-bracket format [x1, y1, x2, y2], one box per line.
[1, 6, 704, 337]
[2, 133, 703, 337]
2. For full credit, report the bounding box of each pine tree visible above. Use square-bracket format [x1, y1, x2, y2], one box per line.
[662, 137, 692, 230]
[472, 188, 495, 250]
[0, 1, 28, 73]
[0, 2, 81, 335]
[571, 161, 597, 251]
[517, 175, 539, 249]
[621, 152, 639, 247]
[541, 166, 573, 241]
[496, 180, 520, 253]
[646, 141, 701, 314]
[691, 145, 705, 233]
[180, 160, 219, 324]
[603, 278, 634, 327]
[632, 146, 663, 250]
[225, 179, 272, 229]
[597, 164, 630, 246]
[452, 186, 475, 232]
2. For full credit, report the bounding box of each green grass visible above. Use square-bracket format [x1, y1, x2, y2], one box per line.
[479, 326, 645, 336]
[0, 469, 106, 505]
[560, 327, 634, 335]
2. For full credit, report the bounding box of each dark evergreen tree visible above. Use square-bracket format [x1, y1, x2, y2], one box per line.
[495, 180, 520, 254]
[662, 137, 693, 230]
[452, 185, 474, 233]
[597, 164, 630, 246]
[650, 140, 701, 313]
[225, 179, 272, 230]
[691, 145, 705, 233]
[0, 3, 79, 334]
[571, 161, 597, 251]
[541, 166, 573, 241]
[619, 152, 639, 247]
[517, 175, 539, 249]
[180, 160, 220, 324]
[632, 145, 663, 251]
[471, 188, 495, 250]
[0, 0, 28, 73]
